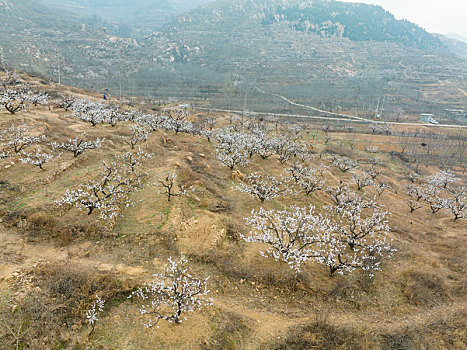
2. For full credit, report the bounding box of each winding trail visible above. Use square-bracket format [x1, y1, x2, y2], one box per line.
[197, 87, 467, 129]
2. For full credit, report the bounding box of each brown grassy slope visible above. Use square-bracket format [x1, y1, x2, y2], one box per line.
[0, 79, 466, 349]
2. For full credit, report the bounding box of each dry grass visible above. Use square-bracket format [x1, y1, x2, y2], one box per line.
[0, 75, 466, 349]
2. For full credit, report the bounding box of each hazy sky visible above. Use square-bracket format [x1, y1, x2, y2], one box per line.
[340, 0, 467, 37]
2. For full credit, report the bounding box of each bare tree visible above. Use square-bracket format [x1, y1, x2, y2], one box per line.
[406, 198, 423, 213]
[156, 173, 188, 202]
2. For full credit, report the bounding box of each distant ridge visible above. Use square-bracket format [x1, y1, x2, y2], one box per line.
[446, 33, 467, 44]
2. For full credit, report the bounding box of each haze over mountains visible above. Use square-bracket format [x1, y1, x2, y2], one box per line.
[1, 0, 465, 118]
[39, 0, 213, 33]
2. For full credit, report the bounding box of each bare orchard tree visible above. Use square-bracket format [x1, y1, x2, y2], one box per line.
[124, 124, 150, 149]
[57, 151, 149, 219]
[155, 173, 188, 202]
[20, 147, 58, 170]
[285, 163, 325, 195]
[129, 254, 212, 328]
[50, 137, 104, 157]
[374, 182, 390, 196]
[406, 198, 423, 213]
[242, 206, 333, 272]
[235, 172, 287, 203]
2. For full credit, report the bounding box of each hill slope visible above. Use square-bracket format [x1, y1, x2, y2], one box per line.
[0, 72, 466, 348]
[39, 0, 213, 33]
[1, 0, 466, 116]
[164, 0, 466, 113]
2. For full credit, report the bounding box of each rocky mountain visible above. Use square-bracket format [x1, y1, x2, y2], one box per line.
[39, 0, 213, 33]
[1, 0, 465, 114]
[164, 0, 466, 112]
[0, 0, 204, 92]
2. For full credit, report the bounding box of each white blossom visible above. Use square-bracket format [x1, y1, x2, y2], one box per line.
[50, 137, 104, 157]
[442, 187, 466, 220]
[56, 150, 149, 220]
[330, 155, 358, 172]
[124, 124, 150, 149]
[86, 295, 105, 335]
[285, 163, 325, 195]
[1, 125, 46, 153]
[351, 172, 374, 191]
[129, 255, 212, 327]
[242, 206, 333, 272]
[214, 128, 249, 169]
[235, 172, 287, 202]
[427, 170, 459, 189]
[20, 147, 57, 169]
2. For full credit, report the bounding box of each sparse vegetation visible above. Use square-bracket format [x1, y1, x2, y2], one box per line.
[0, 41, 465, 350]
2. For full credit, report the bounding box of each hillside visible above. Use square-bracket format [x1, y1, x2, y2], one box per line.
[0, 71, 466, 348]
[261, 0, 443, 50]
[165, 0, 467, 115]
[40, 0, 213, 33]
[0, 0, 203, 93]
[1, 0, 466, 119]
